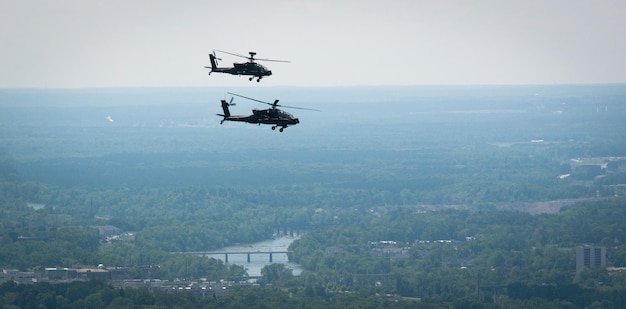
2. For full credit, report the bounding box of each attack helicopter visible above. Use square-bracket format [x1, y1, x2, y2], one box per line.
[217, 93, 319, 132]
[205, 50, 289, 82]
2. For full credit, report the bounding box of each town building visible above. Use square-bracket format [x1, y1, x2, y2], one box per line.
[576, 245, 606, 272]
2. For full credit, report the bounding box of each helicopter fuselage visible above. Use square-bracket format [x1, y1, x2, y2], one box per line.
[212, 62, 271, 77]
[206, 53, 272, 82]
[217, 100, 299, 132]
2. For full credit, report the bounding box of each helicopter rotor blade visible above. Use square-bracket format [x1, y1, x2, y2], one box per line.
[227, 92, 320, 111]
[214, 49, 248, 59]
[275, 105, 321, 111]
[227, 92, 273, 106]
[254, 57, 290, 63]
[214, 49, 289, 63]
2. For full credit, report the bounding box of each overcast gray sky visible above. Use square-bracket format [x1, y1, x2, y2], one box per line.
[1, 0, 625, 88]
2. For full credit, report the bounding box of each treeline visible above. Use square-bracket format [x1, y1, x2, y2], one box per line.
[0, 280, 445, 309]
[1, 170, 623, 266]
[287, 198, 626, 307]
[8, 138, 620, 204]
[3, 198, 626, 307]
[0, 153, 608, 251]
[0, 232, 247, 281]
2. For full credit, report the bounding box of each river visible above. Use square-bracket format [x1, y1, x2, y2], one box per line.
[200, 236, 303, 277]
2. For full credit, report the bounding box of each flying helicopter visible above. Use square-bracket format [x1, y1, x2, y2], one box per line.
[217, 92, 320, 132]
[205, 50, 289, 82]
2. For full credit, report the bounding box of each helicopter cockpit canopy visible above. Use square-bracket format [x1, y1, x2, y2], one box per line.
[276, 109, 294, 118]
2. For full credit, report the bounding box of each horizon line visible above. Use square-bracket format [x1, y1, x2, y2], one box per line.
[2, 82, 626, 91]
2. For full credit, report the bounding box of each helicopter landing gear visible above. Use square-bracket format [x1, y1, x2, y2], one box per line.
[271, 126, 285, 132]
[257, 78, 261, 82]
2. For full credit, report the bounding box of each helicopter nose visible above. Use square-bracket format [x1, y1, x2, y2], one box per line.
[267, 70, 272, 75]
[295, 118, 299, 124]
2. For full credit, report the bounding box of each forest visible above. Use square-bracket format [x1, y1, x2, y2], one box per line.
[1, 85, 626, 308]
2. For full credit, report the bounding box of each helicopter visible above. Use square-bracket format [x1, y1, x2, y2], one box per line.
[217, 92, 319, 132]
[205, 50, 289, 82]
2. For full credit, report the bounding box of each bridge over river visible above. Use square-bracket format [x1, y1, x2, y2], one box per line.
[179, 251, 289, 263]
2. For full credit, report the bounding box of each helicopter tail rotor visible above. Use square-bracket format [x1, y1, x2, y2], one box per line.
[207, 52, 221, 71]
[219, 100, 231, 118]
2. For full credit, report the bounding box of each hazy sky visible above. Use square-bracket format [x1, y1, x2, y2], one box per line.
[1, 0, 625, 88]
